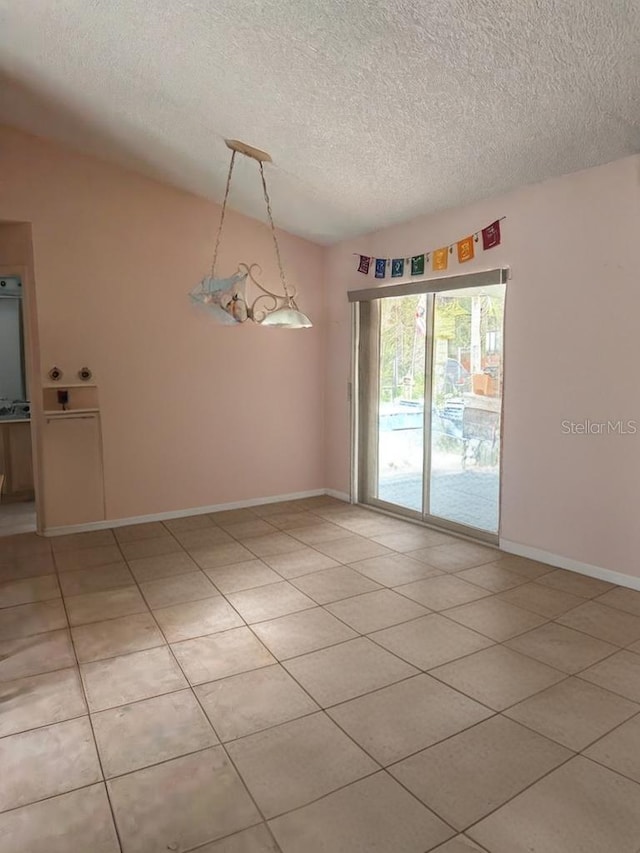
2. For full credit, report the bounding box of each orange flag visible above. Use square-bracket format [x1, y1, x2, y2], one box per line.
[457, 236, 475, 263]
[433, 247, 448, 271]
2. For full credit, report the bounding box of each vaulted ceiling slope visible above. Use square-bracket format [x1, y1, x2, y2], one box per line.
[1, 1, 639, 244]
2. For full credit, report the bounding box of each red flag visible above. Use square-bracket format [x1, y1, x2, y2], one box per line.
[482, 220, 501, 250]
[357, 255, 371, 274]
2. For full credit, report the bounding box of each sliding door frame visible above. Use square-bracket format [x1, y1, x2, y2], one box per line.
[350, 268, 509, 544]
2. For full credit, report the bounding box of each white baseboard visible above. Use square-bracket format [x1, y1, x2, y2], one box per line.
[325, 488, 351, 503]
[42, 488, 346, 537]
[499, 538, 640, 592]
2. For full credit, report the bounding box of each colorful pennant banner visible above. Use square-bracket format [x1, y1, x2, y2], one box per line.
[355, 217, 504, 279]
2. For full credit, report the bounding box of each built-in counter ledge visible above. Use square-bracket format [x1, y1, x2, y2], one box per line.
[43, 408, 100, 418]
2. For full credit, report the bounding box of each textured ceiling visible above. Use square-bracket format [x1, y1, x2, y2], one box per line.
[1, 0, 640, 244]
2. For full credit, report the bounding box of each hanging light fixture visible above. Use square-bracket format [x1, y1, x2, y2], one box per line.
[190, 139, 312, 328]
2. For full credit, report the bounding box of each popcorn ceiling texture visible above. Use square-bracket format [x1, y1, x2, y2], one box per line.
[1, 0, 639, 244]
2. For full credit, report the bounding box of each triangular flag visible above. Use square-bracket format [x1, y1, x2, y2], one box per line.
[433, 247, 448, 271]
[457, 236, 474, 263]
[482, 220, 501, 250]
[357, 255, 371, 274]
[391, 258, 404, 277]
[375, 259, 387, 279]
[411, 254, 425, 276]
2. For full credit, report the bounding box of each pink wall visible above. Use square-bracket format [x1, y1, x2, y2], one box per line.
[326, 154, 640, 579]
[0, 124, 325, 524]
[3, 119, 639, 582]
[0, 223, 33, 265]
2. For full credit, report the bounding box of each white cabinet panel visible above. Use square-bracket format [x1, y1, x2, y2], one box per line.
[41, 414, 105, 528]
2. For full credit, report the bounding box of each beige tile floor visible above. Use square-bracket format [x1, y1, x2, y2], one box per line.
[0, 501, 37, 537]
[1, 496, 640, 852]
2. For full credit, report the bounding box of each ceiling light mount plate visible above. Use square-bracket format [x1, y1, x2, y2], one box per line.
[225, 139, 272, 163]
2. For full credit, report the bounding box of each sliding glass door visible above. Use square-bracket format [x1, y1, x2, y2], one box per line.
[355, 271, 506, 538]
[376, 293, 426, 512]
[427, 284, 504, 532]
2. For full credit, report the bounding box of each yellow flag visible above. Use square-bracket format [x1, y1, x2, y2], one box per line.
[433, 247, 448, 271]
[457, 236, 475, 263]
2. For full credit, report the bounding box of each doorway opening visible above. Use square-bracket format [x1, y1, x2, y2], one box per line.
[353, 269, 507, 540]
[0, 270, 37, 536]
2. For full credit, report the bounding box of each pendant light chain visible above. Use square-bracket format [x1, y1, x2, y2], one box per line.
[210, 149, 237, 279]
[258, 160, 291, 302]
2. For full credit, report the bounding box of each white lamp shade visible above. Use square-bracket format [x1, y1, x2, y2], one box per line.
[260, 307, 313, 328]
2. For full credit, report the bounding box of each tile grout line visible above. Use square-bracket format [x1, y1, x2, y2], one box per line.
[359, 584, 640, 672]
[300, 589, 640, 763]
[110, 528, 286, 853]
[187, 528, 506, 838]
[574, 709, 640, 788]
[456, 728, 640, 843]
[2, 552, 636, 780]
[0, 590, 62, 611]
[6, 536, 640, 701]
[497, 634, 636, 679]
[150, 515, 467, 839]
[0, 708, 89, 745]
[4, 504, 640, 847]
[571, 667, 640, 704]
[7, 656, 629, 847]
[180, 819, 274, 853]
[15, 534, 634, 729]
[446, 744, 579, 841]
[50, 537, 126, 853]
